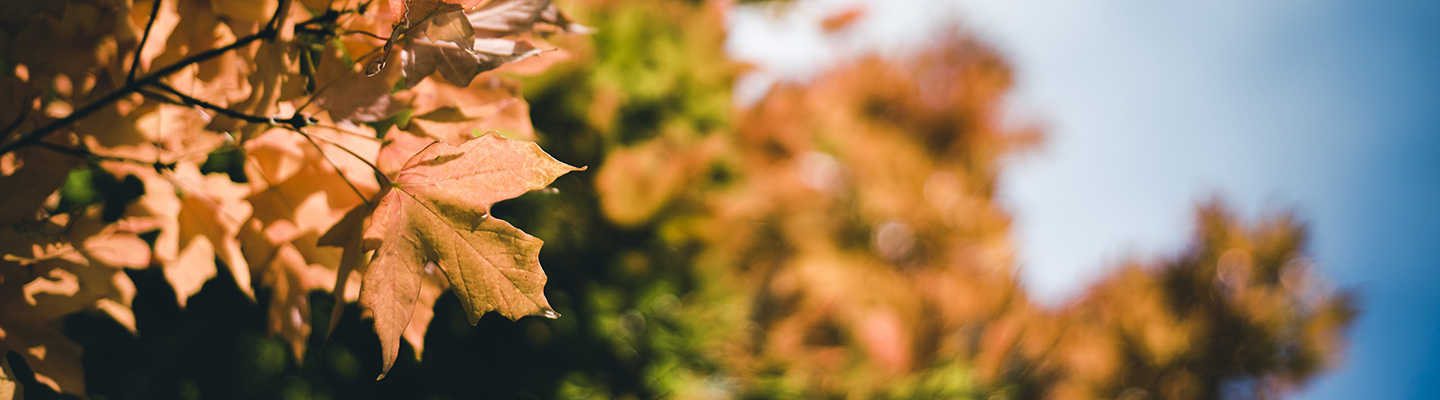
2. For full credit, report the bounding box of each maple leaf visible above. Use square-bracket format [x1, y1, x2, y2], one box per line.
[401, 36, 542, 88]
[311, 42, 407, 124]
[123, 163, 253, 307]
[359, 133, 580, 378]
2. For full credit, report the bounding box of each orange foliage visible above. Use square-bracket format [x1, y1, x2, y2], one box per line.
[0, 0, 586, 396]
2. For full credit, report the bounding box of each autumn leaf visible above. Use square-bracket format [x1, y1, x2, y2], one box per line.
[359, 133, 580, 378]
[0, 207, 146, 397]
[467, 0, 553, 36]
[388, 0, 482, 28]
[401, 36, 542, 88]
[424, 7, 477, 51]
[405, 76, 536, 143]
[311, 43, 407, 124]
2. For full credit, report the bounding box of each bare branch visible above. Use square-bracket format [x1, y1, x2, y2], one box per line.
[127, 0, 165, 83]
[31, 141, 176, 171]
[0, 1, 289, 156]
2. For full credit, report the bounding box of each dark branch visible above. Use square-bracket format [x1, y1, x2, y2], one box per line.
[145, 85, 265, 124]
[0, 1, 290, 156]
[0, 104, 30, 142]
[145, 84, 317, 129]
[31, 141, 176, 171]
[127, 0, 165, 83]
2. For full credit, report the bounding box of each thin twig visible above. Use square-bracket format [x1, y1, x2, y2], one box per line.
[145, 83, 314, 128]
[343, 30, 389, 41]
[31, 141, 176, 170]
[139, 87, 270, 124]
[0, 0, 312, 156]
[0, 27, 278, 156]
[127, 0, 165, 83]
[298, 127, 392, 190]
[306, 123, 385, 142]
[294, 127, 376, 203]
[0, 104, 31, 142]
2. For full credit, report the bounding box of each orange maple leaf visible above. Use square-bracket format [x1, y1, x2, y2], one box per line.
[358, 133, 580, 378]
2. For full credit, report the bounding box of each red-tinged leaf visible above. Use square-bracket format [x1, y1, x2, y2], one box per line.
[244, 129, 380, 231]
[402, 262, 449, 358]
[359, 133, 580, 378]
[0, 209, 142, 399]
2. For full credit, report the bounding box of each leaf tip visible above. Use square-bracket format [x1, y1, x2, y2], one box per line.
[540, 309, 560, 319]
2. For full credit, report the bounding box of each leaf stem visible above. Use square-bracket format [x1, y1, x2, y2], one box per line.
[127, 0, 165, 84]
[295, 128, 393, 191]
[296, 127, 371, 203]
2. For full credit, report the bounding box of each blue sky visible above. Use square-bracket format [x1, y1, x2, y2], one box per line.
[728, 0, 1440, 398]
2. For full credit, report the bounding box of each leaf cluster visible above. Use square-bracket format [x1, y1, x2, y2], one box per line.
[0, 0, 587, 397]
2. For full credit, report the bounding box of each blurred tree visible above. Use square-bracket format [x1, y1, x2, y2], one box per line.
[1003, 204, 1357, 400]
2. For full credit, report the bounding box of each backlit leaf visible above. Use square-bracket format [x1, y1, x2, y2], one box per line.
[359, 133, 580, 378]
[401, 37, 541, 88]
[467, 0, 552, 36]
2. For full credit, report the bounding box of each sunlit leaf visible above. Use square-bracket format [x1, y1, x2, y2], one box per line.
[359, 133, 580, 378]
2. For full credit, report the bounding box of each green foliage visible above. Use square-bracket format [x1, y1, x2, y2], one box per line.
[55, 166, 145, 221]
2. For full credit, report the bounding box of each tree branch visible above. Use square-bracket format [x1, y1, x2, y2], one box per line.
[143, 84, 315, 130]
[31, 141, 176, 171]
[296, 127, 392, 190]
[127, 0, 165, 83]
[296, 127, 370, 202]
[0, 1, 290, 156]
[0, 104, 30, 142]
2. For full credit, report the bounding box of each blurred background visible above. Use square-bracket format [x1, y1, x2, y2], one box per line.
[736, 0, 1440, 398]
[35, 0, 1434, 399]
